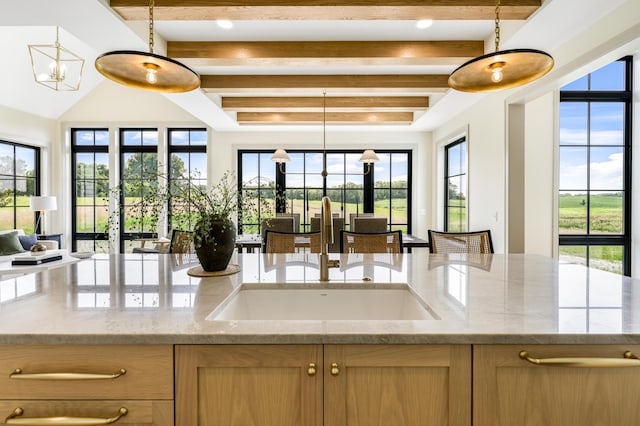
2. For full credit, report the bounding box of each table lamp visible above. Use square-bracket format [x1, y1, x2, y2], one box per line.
[29, 196, 57, 235]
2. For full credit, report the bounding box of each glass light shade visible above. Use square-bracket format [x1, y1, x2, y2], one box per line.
[29, 196, 57, 211]
[95, 51, 200, 93]
[271, 149, 291, 163]
[359, 150, 380, 164]
[448, 49, 554, 93]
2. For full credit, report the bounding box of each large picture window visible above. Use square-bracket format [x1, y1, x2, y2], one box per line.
[0, 141, 39, 233]
[238, 149, 411, 234]
[559, 57, 632, 275]
[72, 129, 109, 252]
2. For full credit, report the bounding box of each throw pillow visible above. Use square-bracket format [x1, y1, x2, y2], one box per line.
[18, 234, 38, 251]
[0, 231, 26, 255]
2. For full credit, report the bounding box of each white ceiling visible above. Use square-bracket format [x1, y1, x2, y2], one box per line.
[0, 0, 633, 132]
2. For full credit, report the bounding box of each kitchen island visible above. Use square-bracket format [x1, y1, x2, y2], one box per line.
[1, 253, 639, 425]
[0, 252, 637, 345]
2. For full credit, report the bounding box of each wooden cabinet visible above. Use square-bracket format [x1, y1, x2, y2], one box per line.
[176, 344, 471, 426]
[474, 344, 640, 426]
[0, 345, 173, 425]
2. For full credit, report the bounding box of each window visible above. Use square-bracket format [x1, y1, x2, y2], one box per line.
[72, 129, 109, 252]
[374, 152, 410, 233]
[444, 138, 467, 232]
[0, 141, 39, 232]
[238, 149, 412, 234]
[559, 57, 632, 275]
[120, 129, 158, 253]
[168, 128, 207, 232]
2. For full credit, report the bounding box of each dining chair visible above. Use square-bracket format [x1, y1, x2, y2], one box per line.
[352, 216, 388, 233]
[340, 230, 403, 254]
[427, 230, 494, 254]
[276, 212, 301, 232]
[260, 217, 295, 239]
[169, 230, 194, 253]
[348, 212, 374, 230]
[310, 217, 344, 253]
[262, 230, 321, 253]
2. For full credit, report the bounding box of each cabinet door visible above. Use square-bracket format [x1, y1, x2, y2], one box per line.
[175, 345, 322, 426]
[474, 345, 640, 426]
[324, 345, 471, 426]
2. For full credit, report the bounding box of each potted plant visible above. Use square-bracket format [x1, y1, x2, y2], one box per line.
[107, 169, 265, 272]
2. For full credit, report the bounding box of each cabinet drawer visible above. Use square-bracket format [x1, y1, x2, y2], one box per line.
[0, 345, 173, 400]
[474, 344, 640, 426]
[0, 400, 173, 425]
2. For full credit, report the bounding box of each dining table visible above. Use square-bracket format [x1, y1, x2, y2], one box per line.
[235, 233, 429, 253]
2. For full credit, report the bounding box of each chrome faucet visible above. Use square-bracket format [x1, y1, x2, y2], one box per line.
[320, 196, 334, 281]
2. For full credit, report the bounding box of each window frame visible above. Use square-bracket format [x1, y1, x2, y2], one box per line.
[167, 128, 207, 234]
[71, 128, 109, 252]
[558, 56, 632, 276]
[119, 128, 159, 253]
[237, 149, 412, 234]
[0, 140, 40, 233]
[444, 137, 467, 232]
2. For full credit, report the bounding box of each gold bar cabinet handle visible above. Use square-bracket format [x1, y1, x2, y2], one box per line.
[519, 351, 640, 368]
[307, 363, 317, 376]
[10, 368, 126, 381]
[330, 362, 340, 376]
[6, 407, 128, 425]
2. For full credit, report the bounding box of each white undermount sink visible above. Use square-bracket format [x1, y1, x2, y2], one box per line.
[207, 284, 438, 321]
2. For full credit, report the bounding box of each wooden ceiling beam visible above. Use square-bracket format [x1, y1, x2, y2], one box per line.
[169, 41, 483, 67]
[201, 74, 450, 93]
[222, 96, 429, 111]
[236, 111, 414, 124]
[111, 0, 540, 21]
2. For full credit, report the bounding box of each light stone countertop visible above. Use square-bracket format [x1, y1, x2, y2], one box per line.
[0, 252, 638, 345]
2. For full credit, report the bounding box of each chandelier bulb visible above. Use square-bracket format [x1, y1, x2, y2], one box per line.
[48, 61, 66, 82]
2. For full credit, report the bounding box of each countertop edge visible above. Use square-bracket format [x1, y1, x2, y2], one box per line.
[3, 334, 640, 345]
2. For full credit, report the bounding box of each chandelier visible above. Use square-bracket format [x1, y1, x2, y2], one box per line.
[448, 0, 554, 92]
[95, 0, 200, 93]
[28, 26, 84, 91]
[271, 93, 379, 176]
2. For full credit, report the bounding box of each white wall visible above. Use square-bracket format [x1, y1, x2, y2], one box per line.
[433, 95, 507, 253]
[523, 92, 556, 257]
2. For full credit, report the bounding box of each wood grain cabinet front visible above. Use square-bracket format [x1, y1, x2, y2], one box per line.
[176, 344, 471, 426]
[0, 345, 174, 426]
[474, 344, 640, 426]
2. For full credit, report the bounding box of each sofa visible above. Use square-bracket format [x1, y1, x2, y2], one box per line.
[0, 229, 59, 263]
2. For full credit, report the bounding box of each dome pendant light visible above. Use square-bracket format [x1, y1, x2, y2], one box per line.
[94, 0, 200, 93]
[448, 0, 554, 92]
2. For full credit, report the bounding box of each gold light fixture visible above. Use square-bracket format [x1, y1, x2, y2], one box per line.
[28, 26, 84, 91]
[271, 93, 379, 176]
[448, 0, 554, 92]
[94, 0, 200, 93]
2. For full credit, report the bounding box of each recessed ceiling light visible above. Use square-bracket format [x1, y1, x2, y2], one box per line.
[416, 19, 433, 29]
[217, 20, 233, 29]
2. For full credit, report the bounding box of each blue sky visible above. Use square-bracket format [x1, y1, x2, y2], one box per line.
[559, 60, 626, 193]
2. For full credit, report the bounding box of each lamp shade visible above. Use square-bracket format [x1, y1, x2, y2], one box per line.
[359, 150, 380, 164]
[271, 149, 291, 163]
[29, 196, 57, 211]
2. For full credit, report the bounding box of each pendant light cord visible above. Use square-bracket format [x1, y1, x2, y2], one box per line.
[148, 0, 155, 53]
[494, 0, 501, 52]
